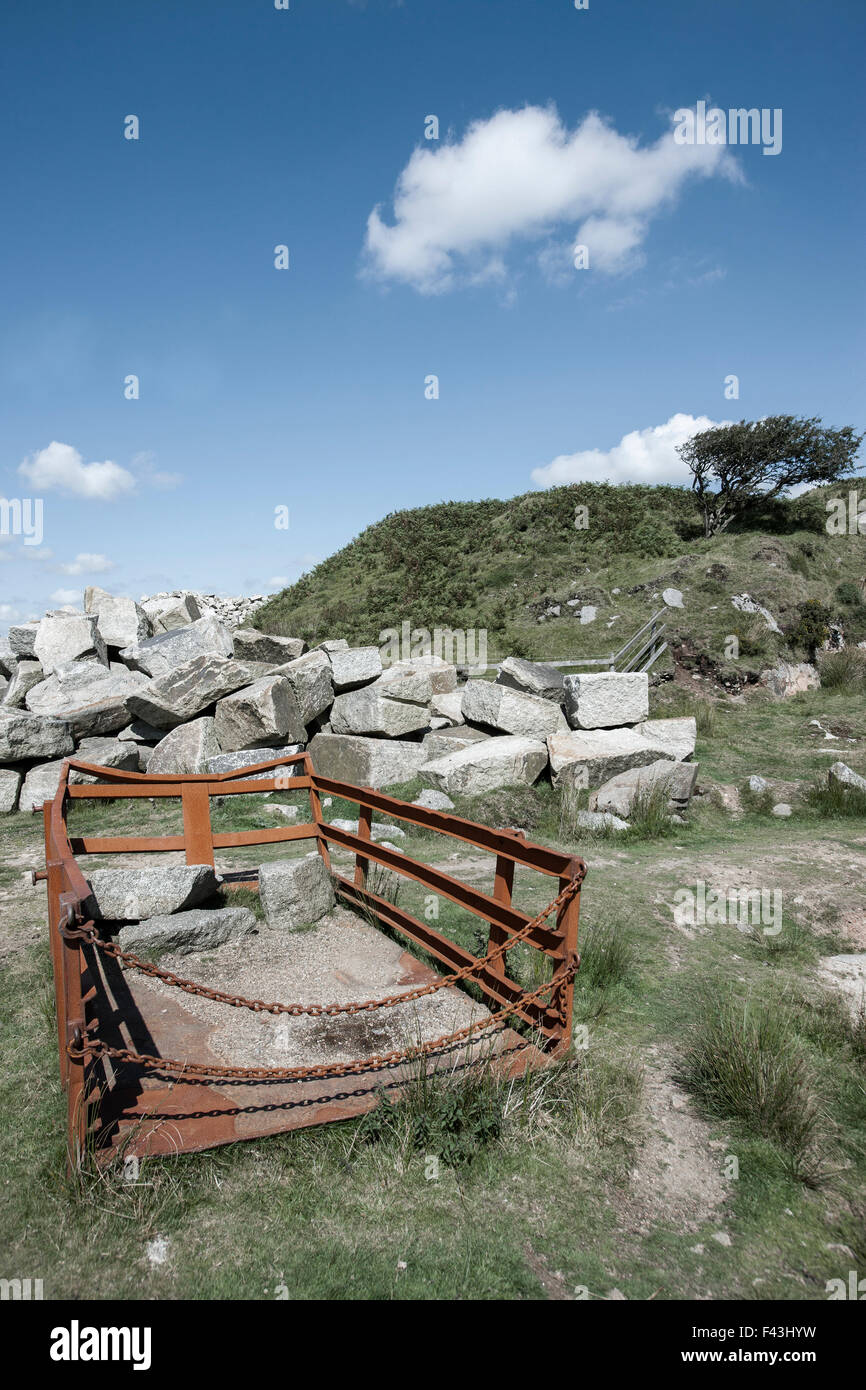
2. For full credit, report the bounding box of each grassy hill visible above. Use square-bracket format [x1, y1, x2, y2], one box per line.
[255, 479, 866, 679]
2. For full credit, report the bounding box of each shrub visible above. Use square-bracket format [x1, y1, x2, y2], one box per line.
[786, 599, 832, 660]
[836, 580, 863, 607]
[818, 646, 866, 692]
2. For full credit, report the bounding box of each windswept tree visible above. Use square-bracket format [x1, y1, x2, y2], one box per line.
[677, 416, 863, 537]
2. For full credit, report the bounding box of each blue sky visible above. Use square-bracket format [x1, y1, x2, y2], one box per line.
[1, 0, 864, 628]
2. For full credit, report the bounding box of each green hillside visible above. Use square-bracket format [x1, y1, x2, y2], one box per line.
[255, 479, 866, 678]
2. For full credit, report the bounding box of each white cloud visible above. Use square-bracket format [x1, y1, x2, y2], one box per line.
[131, 451, 184, 490]
[59, 552, 115, 576]
[19, 442, 136, 500]
[531, 413, 728, 489]
[364, 105, 740, 293]
[50, 587, 82, 606]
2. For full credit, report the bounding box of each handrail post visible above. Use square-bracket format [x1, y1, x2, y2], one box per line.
[307, 755, 331, 872]
[551, 859, 582, 1055]
[354, 805, 372, 889]
[487, 831, 522, 979]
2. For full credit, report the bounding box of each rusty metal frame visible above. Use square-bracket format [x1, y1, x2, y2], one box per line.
[41, 750, 584, 1164]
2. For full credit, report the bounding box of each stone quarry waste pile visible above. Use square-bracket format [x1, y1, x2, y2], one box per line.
[0, 585, 704, 827]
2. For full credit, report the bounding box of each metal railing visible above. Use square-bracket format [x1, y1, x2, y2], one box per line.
[458, 609, 669, 676]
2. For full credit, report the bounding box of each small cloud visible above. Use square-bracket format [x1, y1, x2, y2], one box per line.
[50, 587, 82, 605]
[132, 452, 184, 490]
[531, 412, 728, 489]
[59, 552, 115, 576]
[19, 442, 135, 501]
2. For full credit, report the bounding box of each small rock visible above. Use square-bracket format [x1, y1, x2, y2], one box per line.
[772, 803, 792, 818]
[711, 1232, 732, 1247]
[662, 588, 683, 609]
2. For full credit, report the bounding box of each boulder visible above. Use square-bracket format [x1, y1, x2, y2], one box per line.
[420, 735, 548, 797]
[0, 639, 17, 678]
[759, 662, 820, 699]
[462, 680, 568, 739]
[314, 638, 349, 653]
[231, 629, 307, 664]
[562, 671, 649, 730]
[142, 593, 202, 632]
[273, 649, 333, 725]
[117, 718, 166, 745]
[85, 864, 218, 920]
[214, 677, 305, 752]
[0, 768, 22, 813]
[330, 687, 430, 739]
[589, 759, 699, 818]
[117, 906, 258, 957]
[33, 611, 108, 676]
[0, 708, 73, 761]
[547, 727, 675, 788]
[70, 736, 141, 782]
[495, 656, 565, 702]
[576, 809, 629, 832]
[147, 717, 221, 775]
[120, 614, 233, 679]
[258, 853, 335, 930]
[429, 691, 465, 725]
[772, 803, 793, 818]
[207, 746, 304, 780]
[126, 657, 258, 729]
[376, 655, 457, 697]
[19, 760, 68, 813]
[828, 762, 866, 794]
[412, 788, 455, 812]
[8, 622, 40, 658]
[2, 660, 44, 708]
[422, 726, 490, 761]
[328, 818, 405, 841]
[85, 587, 152, 649]
[636, 717, 697, 761]
[26, 662, 151, 737]
[748, 774, 769, 793]
[662, 588, 683, 609]
[328, 646, 382, 692]
[309, 732, 428, 788]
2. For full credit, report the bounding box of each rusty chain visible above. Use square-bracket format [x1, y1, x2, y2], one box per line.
[64, 874, 583, 1020]
[66, 954, 579, 1083]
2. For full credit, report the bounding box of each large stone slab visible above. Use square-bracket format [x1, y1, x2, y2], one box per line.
[0, 708, 73, 760]
[120, 614, 233, 679]
[309, 732, 428, 788]
[429, 690, 465, 725]
[117, 907, 258, 957]
[420, 735, 548, 797]
[2, 661, 44, 709]
[26, 662, 151, 737]
[0, 767, 22, 813]
[126, 657, 257, 730]
[376, 655, 457, 698]
[272, 649, 334, 725]
[8, 623, 40, 658]
[330, 687, 430, 739]
[142, 593, 201, 632]
[70, 736, 142, 782]
[328, 646, 382, 692]
[590, 760, 699, 818]
[85, 864, 219, 921]
[636, 717, 697, 761]
[147, 717, 221, 775]
[547, 727, 675, 788]
[34, 611, 108, 676]
[85, 587, 152, 649]
[19, 760, 67, 813]
[461, 680, 568, 739]
[496, 656, 565, 702]
[562, 671, 649, 729]
[258, 853, 335, 930]
[207, 746, 304, 780]
[214, 677, 305, 751]
[422, 726, 490, 761]
[232, 629, 307, 663]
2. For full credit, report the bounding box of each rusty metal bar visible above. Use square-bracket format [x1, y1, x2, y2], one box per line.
[181, 783, 214, 867]
[354, 804, 372, 889]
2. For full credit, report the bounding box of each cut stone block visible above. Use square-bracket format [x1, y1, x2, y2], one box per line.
[547, 727, 675, 788]
[0, 767, 23, 813]
[420, 735, 548, 797]
[258, 853, 335, 930]
[2, 661, 44, 709]
[231, 629, 307, 663]
[330, 687, 430, 739]
[214, 677, 305, 752]
[589, 760, 699, 818]
[126, 657, 258, 729]
[496, 656, 565, 702]
[85, 864, 218, 920]
[70, 736, 141, 782]
[20, 760, 68, 813]
[272, 649, 334, 725]
[422, 726, 490, 761]
[117, 907, 257, 957]
[26, 662, 151, 737]
[207, 746, 304, 780]
[0, 708, 73, 761]
[120, 614, 233, 679]
[327, 646, 382, 692]
[146, 717, 221, 775]
[412, 788, 455, 812]
[309, 732, 428, 788]
[85, 587, 152, 649]
[429, 691, 465, 725]
[562, 671, 649, 729]
[637, 717, 697, 761]
[462, 680, 568, 739]
[34, 611, 108, 676]
[8, 622, 40, 658]
[142, 593, 202, 632]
